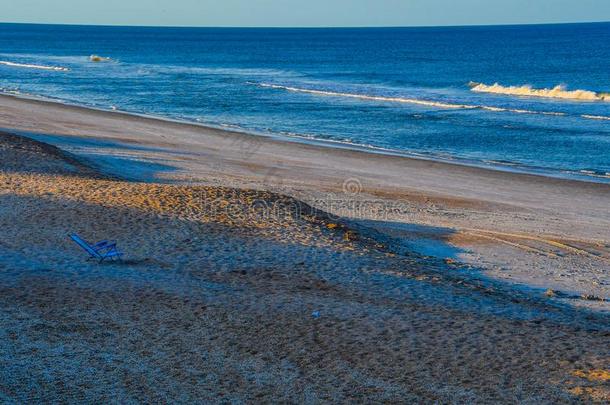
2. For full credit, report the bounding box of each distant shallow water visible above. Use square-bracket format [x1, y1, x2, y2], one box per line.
[0, 23, 609, 182]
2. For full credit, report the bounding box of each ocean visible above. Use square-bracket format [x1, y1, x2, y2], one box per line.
[1, 22, 609, 181]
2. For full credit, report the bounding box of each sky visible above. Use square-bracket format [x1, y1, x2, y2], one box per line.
[1, 0, 610, 27]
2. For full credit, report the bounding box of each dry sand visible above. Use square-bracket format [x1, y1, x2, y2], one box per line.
[0, 97, 609, 402]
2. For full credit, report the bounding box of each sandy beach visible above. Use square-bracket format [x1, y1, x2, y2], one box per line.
[1, 94, 609, 304]
[1, 94, 609, 402]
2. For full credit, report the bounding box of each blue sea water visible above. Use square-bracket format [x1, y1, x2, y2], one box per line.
[0, 22, 609, 181]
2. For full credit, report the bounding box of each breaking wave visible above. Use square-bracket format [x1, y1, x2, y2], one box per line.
[259, 83, 572, 117]
[259, 83, 475, 109]
[469, 82, 609, 102]
[259, 83, 610, 121]
[581, 114, 610, 121]
[0, 60, 69, 72]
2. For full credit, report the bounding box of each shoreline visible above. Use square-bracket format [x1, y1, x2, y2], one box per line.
[1, 93, 608, 201]
[2, 91, 609, 184]
[0, 92, 609, 306]
[1, 92, 610, 402]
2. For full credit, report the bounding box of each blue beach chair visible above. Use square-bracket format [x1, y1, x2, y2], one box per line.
[69, 234, 123, 263]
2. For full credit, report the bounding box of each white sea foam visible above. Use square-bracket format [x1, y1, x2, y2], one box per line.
[470, 82, 609, 102]
[0, 88, 21, 96]
[578, 170, 610, 178]
[259, 83, 570, 117]
[259, 83, 478, 109]
[0, 60, 69, 71]
[582, 114, 610, 121]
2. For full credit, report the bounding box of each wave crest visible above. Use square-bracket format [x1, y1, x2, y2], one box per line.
[259, 83, 475, 109]
[581, 114, 610, 121]
[259, 83, 610, 121]
[469, 82, 609, 102]
[0, 60, 69, 72]
[258, 83, 571, 115]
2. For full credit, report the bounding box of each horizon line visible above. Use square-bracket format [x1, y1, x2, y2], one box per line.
[0, 20, 609, 30]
